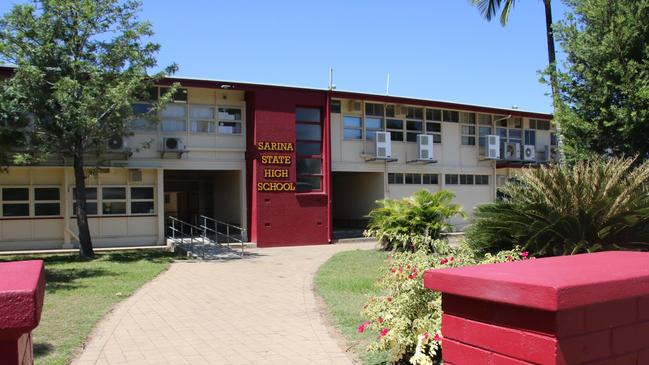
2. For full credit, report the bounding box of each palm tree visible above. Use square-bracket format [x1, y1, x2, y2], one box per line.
[470, 0, 557, 96]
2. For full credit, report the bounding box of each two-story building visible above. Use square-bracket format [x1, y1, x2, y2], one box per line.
[0, 67, 554, 250]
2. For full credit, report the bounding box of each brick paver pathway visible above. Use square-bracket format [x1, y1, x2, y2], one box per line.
[73, 242, 376, 365]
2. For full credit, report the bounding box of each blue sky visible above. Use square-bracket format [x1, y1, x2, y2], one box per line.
[1, 0, 569, 113]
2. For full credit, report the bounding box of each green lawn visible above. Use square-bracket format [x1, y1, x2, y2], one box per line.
[0, 250, 178, 365]
[314, 249, 390, 365]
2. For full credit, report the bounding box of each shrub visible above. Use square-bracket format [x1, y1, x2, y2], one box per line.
[365, 189, 466, 252]
[358, 243, 528, 365]
[466, 156, 649, 256]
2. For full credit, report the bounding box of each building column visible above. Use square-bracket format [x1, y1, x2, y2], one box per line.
[157, 168, 165, 245]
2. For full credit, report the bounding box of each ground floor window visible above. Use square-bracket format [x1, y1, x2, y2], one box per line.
[0, 186, 61, 218]
[388, 173, 439, 185]
[446, 174, 489, 186]
[73, 185, 155, 216]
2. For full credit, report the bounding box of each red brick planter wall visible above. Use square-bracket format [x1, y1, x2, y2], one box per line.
[0, 260, 45, 365]
[424, 251, 649, 365]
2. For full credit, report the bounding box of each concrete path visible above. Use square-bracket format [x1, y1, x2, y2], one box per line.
[73, 242, 377, 365]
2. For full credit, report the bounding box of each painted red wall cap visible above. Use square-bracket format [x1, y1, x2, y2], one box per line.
[424, 251, 649, 311]
[0, 260, 45, 339]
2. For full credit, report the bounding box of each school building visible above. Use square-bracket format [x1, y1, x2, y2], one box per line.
[0, 66, 554, 250]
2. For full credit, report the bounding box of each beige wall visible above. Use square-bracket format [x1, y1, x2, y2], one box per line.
[212, 170, 243, 225]
[125, 87, 246, 170]
[331, 98, 554, 230]
[0, 167, 162, 250]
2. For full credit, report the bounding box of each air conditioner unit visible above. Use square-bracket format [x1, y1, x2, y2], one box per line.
[163, 137, 185, 151]
[348, 100, 362, 112]
[417, 134, 434, 161]
[544, 145, 559, 162]
[486, 135, 500, 159]
[107, 136, 126, 150]
[523, 145, 536, 161]
[375, 131, 392, 159]
[504, 142, 521, 161]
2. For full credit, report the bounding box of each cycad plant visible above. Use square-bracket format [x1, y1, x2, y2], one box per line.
[365, 189, 466, 252]
[466, 157, 649, 256]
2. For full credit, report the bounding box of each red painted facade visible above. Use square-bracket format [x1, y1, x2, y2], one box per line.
[245, 88, 331, 247]
[425, 251, 649, 364]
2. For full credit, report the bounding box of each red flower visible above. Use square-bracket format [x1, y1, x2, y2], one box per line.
[386, 296, 393, 302]
[398, 266, 403, 273]
[434, 332, 443, 342]
[390, 267, 396, 273]
[408, 268, 418, 279]
[357, 321, 370, 333]
[423, 331, 430, 340]
[377, 317, 384, 324]
[521, 251, 529, 259]
[507, 255, 513, 261]
[449, 256, 455, 262]
[380, 328, 390, 337]
[439, 258, 448, 265]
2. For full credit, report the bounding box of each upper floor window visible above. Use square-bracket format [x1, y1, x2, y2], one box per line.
[343, 116, 362, 140]
[426, 109, 442, 122]
[365, 103, 384, 117]
[217, 107, 243, 135]
[443, 110, 459, 123]
[529, 119, 551, 130]
[160, 104, 187, 132]
[330, 100, 341, 114]
[405, 107, 423, 120]
[295, 107, 322, 192]
[190, 105, 216, 133]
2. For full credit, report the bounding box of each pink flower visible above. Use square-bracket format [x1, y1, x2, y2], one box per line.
[521, 251, 529, 259]
[507, 255, 513, 261]
[398, 266, 403, 273]
[386, 296, 393, 302]
[357, 321, 370, 333]
[380, 328, 390, 337]
[423, 331, 430, 340]
[439, 258, 448, 265]
[449, 256, 455, 262]
[434, 332, 443, 342]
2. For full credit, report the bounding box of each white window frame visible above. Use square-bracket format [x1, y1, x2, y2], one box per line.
[71, 184, 157, 217]
[101, 186, 128, 216]
[129, 186, 156, 215]
[159, 103, 188, 133]
[217, 106, 243, 135]
[189, 104, 217, 134]
[33, 186, 62, 217]
[0, 186, 31, 218]
[343, 115, 363, 140]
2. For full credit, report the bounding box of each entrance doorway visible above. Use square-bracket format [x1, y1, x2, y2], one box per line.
[163, 170, 243, 226]
[331, 171, 384, 238]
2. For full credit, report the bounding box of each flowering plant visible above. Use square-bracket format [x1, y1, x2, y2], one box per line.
[359, 242, 529, 364]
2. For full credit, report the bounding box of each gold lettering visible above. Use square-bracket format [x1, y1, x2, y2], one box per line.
[260, 155, 291, 165]
[256, 182, 296, 191]
[257, 141, 294, 151]
[264, 169, 290, 178]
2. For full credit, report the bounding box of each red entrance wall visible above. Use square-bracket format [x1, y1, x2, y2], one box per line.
[245, 88, 331, 247]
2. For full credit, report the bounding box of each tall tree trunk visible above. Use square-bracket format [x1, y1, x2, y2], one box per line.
[73, 151, 95, 258]
[544, 0, 558, 102]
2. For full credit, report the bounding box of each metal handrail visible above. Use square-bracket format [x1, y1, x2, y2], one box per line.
[167, 216, 208, 259]
[166, 215, 245, 258]
[199, 215, 246, 257]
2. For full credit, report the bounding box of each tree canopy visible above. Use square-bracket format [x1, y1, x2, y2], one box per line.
[551, 0, 649, 162]
[0, 0, 176, 257]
